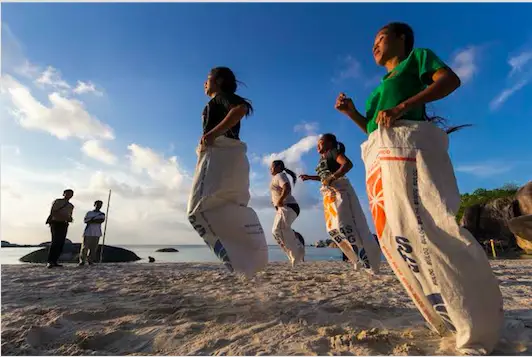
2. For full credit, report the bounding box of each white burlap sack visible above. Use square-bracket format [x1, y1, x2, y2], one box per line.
[187, 136, 268, 279]
[361, 120, 503, 355]
[320, 177, 382, 274]
[272, 207, 305, 266]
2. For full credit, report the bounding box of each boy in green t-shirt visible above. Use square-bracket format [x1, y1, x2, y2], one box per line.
[334, 22, 503, 355]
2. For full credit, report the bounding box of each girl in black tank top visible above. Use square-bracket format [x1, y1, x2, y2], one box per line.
[299, 133, 353, 186]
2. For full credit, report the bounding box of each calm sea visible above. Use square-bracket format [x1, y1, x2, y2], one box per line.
[0, 245, 345, 265]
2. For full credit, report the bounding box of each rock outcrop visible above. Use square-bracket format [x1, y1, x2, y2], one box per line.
[19, 244, 141, 263]
[155, 248, 179, 253]
[460, 182, 532, 254]
[2, 241, 45, 248]
[515, 181, 532, 215]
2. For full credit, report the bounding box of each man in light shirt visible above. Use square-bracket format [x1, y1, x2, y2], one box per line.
[79, 200, 106, 266]
[46, 189, 75, 269]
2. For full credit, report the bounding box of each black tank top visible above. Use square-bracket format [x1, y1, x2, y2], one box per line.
[315, 149, 341, 181]
[202, 93, 248, 140]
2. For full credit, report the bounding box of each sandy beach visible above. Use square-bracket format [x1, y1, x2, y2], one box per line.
[1, 260, 531, 356]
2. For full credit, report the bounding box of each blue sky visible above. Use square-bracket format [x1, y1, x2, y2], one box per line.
[1, 2, 531, 245]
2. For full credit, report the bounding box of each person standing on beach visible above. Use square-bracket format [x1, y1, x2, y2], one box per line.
[79, 200, 106, 266]
[187, 67, 268, 279]
[299, 134, 381, 275]
[334, 22, 503, 354]
[45, 189, 74, 269]
[270, 160, 305, 267]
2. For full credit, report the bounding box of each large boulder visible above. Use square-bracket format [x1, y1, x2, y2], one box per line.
[2, 241, 41, 248]
[460, 182, 532, 253]
[38, 238, 73, 247]
[156, 248, 179, 253]
[508, 215, 532, 254]
[516, 181, 532, 215]
[19, 244, 141, 263]
[460, 196, 516, 245]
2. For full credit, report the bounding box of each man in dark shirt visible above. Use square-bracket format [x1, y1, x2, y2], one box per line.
[46, 189, 74, 268]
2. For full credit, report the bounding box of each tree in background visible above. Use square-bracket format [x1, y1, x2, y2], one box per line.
[456, 183, 519, 223]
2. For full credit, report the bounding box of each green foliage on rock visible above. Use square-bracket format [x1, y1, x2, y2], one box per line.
[456, 183, 519, 223]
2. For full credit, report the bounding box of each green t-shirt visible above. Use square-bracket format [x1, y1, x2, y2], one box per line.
[365, 48, 448, 134]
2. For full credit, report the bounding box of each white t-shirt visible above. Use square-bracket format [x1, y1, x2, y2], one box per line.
[270, 172, 297, 206]
[84, 210, 106, 237]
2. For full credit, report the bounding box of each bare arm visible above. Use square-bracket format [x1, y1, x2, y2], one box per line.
[331, 153, 353, 180]
[335, 93, 368, 134]
[343, 108, 368, 134]
[399, 67, 461, 112]
[85, 213, 105, 224]
[206, 104, 248, 139]
[300, 175, 321, 182]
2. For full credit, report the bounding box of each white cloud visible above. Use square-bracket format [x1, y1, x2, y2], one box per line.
[490, 48, 532, 111]
[81, 140, 117, 165]
[35, 66, 70, 90]
[332, 55, 362, 82]
[490, 79, 529, 111]
[1, 157, 194, 245]
[127, 143, 188, 189]
[509, 50, 532, 77]
[261, 135, 318, 170]
[1, 75, 114, 140]
[455, 161, 514, 177]
[74, 80, 103, 96]
[0, 26, 199, 247]
[451, 46, 477, 83]
[15, 59, 41, 79]
[1, 145, 21, 157]
[294, 121, 319, 136]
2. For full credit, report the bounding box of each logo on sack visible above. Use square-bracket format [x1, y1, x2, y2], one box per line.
[395, 236, 420, 273]
[188, 214, 207, 237]
[213, 239, 234, 273]
[366, 165, 386, 238]
[426, 293, 456, 332]
[323, 192, 338, 230]
[329, 226, 370, 268]
[189, 215, 234, 272]
[356, 247, 371, 269]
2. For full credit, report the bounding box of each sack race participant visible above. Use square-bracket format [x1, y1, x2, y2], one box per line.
[334, 22, 503, 355]
[187, 67, 268, 279]
[269, 160, 305, 266]
[300, 134, 381, 274]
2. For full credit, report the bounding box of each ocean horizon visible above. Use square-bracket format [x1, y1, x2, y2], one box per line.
[0, 244, 348, 265]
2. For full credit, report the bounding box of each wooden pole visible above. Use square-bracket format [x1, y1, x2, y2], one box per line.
[99, 189, 112, 263]
[490, 239, 497, 259]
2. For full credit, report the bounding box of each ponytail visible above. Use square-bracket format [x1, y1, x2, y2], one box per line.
[210, 67, 254, 116]
[272, 160, 297, 185]
[284, 168, 297, 185]
[321, 133, 347, 154]
[424, 110, 472, 135]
